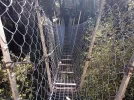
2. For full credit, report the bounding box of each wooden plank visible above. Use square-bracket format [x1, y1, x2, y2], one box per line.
[115, 53, 134, 100]
[80, 0, 105, 90]
[59, 71, 74, 74]
[59, 64, 72, 66]
[0, 18, 20, 99]
[35, 0, 52, 91]
[54, 82, 76, 86]
[54, 87, 76, 90]
[53, 87, 77, 92]
[61, 59, 72, 61]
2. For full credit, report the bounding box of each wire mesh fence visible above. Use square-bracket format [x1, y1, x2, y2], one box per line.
[69, 18, 95, 85]
[0, 0, 64, 99]
[69, 0, 134, 99]
[0, 0, 134, 100]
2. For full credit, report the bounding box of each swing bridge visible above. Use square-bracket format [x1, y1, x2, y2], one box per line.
[0, 0, 134, 100]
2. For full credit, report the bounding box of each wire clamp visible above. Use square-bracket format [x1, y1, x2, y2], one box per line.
[2, 61, 14, 70]
[124, 65, 134, 76]
[86, 58, 91, 61]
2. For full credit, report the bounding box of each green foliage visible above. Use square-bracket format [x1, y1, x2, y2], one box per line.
[81, 1, 134, 99]
[0, 54, 33, 99]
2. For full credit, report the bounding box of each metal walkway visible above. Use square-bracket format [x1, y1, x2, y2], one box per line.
[50, 31, 79, 100]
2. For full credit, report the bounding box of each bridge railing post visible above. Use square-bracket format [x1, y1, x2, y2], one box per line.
[0, 18, 20, 100]
[35, 0, 52, 91]
[79, 0, 105, 90]
[115, 53, 134, 100]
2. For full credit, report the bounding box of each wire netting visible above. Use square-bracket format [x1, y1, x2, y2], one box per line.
[69, 0, 134, 99]
[69, 18, 95, 85]
[0, 0, 63, 99]
[0, 0, 134, 100]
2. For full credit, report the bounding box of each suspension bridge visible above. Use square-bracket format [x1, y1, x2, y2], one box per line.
[0, 0, 134, 100]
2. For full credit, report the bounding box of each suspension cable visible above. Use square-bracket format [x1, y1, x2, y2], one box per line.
[71, 11, 82, 54]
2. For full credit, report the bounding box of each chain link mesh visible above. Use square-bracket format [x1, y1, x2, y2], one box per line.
[0, 0, 134, 100]
[69, 0, 134, 99]
[0, 0, 63, 99]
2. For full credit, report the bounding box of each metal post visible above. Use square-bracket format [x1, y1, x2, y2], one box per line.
[115, 53, 134, 100]
[0, 18, 20, 100]
[35, 0, 52, 91]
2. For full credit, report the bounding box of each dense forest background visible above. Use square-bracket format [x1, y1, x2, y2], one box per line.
[0, 0, 134, 99]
